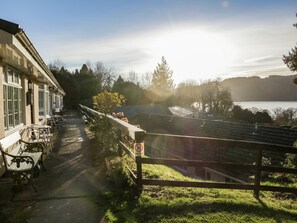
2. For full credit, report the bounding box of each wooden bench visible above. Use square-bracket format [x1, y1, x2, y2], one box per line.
[0, 131, 46, 191]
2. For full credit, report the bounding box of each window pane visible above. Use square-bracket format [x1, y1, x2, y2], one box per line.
[14, 72, 19, 84]
[39, 91, 45, 116]
[14, 88, 19, 125]
[19, 88, 23, 124]
[3, 67, 23, 130]
[8, 86, 13, 126]
[3, 86, 7, 129]
[45, 92, 49, 115]
[8, 69, 13, 83]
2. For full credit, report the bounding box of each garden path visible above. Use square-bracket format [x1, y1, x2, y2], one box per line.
[14, 110, 107, 223]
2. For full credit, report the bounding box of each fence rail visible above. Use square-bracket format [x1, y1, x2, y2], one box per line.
[79, 105, 297, 198]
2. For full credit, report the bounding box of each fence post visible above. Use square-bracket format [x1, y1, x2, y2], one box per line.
[134, 142, 144, 190]
[254, 149, 263, 199]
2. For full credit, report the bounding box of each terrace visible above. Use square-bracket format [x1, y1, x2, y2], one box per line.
[1, 105, 297, 222]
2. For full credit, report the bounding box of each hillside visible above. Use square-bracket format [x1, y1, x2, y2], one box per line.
[101, 157, 297, 222]
[222, 75, 297, 101]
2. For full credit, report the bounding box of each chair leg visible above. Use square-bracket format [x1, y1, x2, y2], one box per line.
[29, 170, 38, 192]
[40, 156, 46, 172]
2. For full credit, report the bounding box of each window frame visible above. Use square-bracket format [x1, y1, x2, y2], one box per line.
[38, 84, 50, 117]
[3, 66, 23, 131]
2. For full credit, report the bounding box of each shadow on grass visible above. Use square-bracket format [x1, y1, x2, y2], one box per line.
[98, 188, 297, 223]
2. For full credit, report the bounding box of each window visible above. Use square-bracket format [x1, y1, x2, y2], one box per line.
[38, 84, 49, 116]
[3, 66, 23, 130]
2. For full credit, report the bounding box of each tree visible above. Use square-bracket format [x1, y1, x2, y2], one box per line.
[231, 105, 255, 123]
[112, 76, 149, 105]
[126, 70, 139, 84]
[283, 46, 297, 73]
[273, 107, 297, 125]
[51, 66, 79, 109]
[283, 16, 297, 84]
[196, 80, 233, 116]
[93, 61, 117, 91]
[175, 80, 198, 107]
[140, 72, 152, 89]
[149, 57, 174, 103]
[74, 64, 101, 107]
[93, 91, 126, 114]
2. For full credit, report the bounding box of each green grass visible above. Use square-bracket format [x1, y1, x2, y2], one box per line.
[99, 156, 297, 223]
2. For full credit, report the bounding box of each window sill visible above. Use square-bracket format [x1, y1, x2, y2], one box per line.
[4, 124, 24, 137]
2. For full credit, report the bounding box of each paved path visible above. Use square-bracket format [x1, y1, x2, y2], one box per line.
[14, 111, 107, 223]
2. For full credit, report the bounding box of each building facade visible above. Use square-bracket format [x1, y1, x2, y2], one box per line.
[0, 19, 64, 146]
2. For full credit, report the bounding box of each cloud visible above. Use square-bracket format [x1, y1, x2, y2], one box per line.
[244, 55, 281, 64]
[36, 12, 296, 83]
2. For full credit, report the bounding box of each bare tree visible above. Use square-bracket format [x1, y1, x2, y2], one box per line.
[126, 70, 139, 84]
[93, 61, 117, 91]
[140, 72, 152, 89]
[48, 59, 66, 71]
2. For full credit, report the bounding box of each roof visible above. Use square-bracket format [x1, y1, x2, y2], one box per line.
[113, 104, 170, 119]
[0, 18, 20, 35]
[169, 106, 193, 117]
[0, 18, 65, 95]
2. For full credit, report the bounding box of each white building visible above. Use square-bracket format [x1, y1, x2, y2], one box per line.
[0, 19, 65, 174]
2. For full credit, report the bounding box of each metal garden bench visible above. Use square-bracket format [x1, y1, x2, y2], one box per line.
[0, 131, 46, 191]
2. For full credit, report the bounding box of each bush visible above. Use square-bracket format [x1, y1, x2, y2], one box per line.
[89, 117, 119, 154]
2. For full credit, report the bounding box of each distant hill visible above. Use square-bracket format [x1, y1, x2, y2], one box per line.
[222, 75, 297, 101]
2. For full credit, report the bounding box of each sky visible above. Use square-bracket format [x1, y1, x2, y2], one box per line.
[1, 0, 297, 84]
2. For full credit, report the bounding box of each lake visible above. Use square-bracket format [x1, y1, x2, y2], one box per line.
[234, 101, 297, 112]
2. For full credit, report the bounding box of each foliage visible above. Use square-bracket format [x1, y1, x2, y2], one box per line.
[93, 61, 117, 91]
[283, 46, 297, 73]
[273, 107, 297, 125]
[175, 80, 198, 107]
[51, 66, 80, 109]
[149, 57, 175, 104]
[89, 117, 119, 153]
[283, 140, 297, 173]
[49, 61, 117, 109]
[112, 76, 150, 105]
[74, 64, 103, 107]
[175, 79, 233, 117]
[231, 105, 273, 124]
[93, 91, 126, 114]
[106, 155, 135, 188]
[98, 157, 297, 223]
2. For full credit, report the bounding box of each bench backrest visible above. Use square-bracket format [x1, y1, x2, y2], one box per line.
[0, 131, 22, 151]
[0, 131, 23, 168]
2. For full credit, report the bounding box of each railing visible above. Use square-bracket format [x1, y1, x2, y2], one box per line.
[79, 105, 297, 198]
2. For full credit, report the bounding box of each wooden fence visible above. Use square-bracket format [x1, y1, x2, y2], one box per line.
[79, 105, 297, 198]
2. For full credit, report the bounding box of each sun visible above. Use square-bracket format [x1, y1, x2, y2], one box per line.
[149, 28, 237, 82]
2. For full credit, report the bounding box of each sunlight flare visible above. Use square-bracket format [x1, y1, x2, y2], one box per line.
[148, 28, 237, 81]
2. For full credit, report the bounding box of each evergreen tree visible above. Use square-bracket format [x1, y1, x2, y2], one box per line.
[74, 64, 101, 107]
[112, 76, 150, 105]
[51, 66, 79, 109]
[283, 46, 297, 73]
[150, 57, 174, 103]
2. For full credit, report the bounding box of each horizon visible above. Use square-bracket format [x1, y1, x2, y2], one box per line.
[1, 0, 297, 83]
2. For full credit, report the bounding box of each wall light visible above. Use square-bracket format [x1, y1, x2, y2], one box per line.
[28, 80, 33, 92]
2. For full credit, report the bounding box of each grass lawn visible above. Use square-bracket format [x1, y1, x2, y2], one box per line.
[99, 156, 297, 223]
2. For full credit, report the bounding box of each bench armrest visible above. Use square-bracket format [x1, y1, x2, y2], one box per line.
[20, 140, 46, 154]
[2, 150, 34, 169]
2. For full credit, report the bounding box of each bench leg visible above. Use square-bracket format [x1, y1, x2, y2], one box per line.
[40, 154, 46, 172]
[11, 172, 38, 192]
[29, 170, 38, 192]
